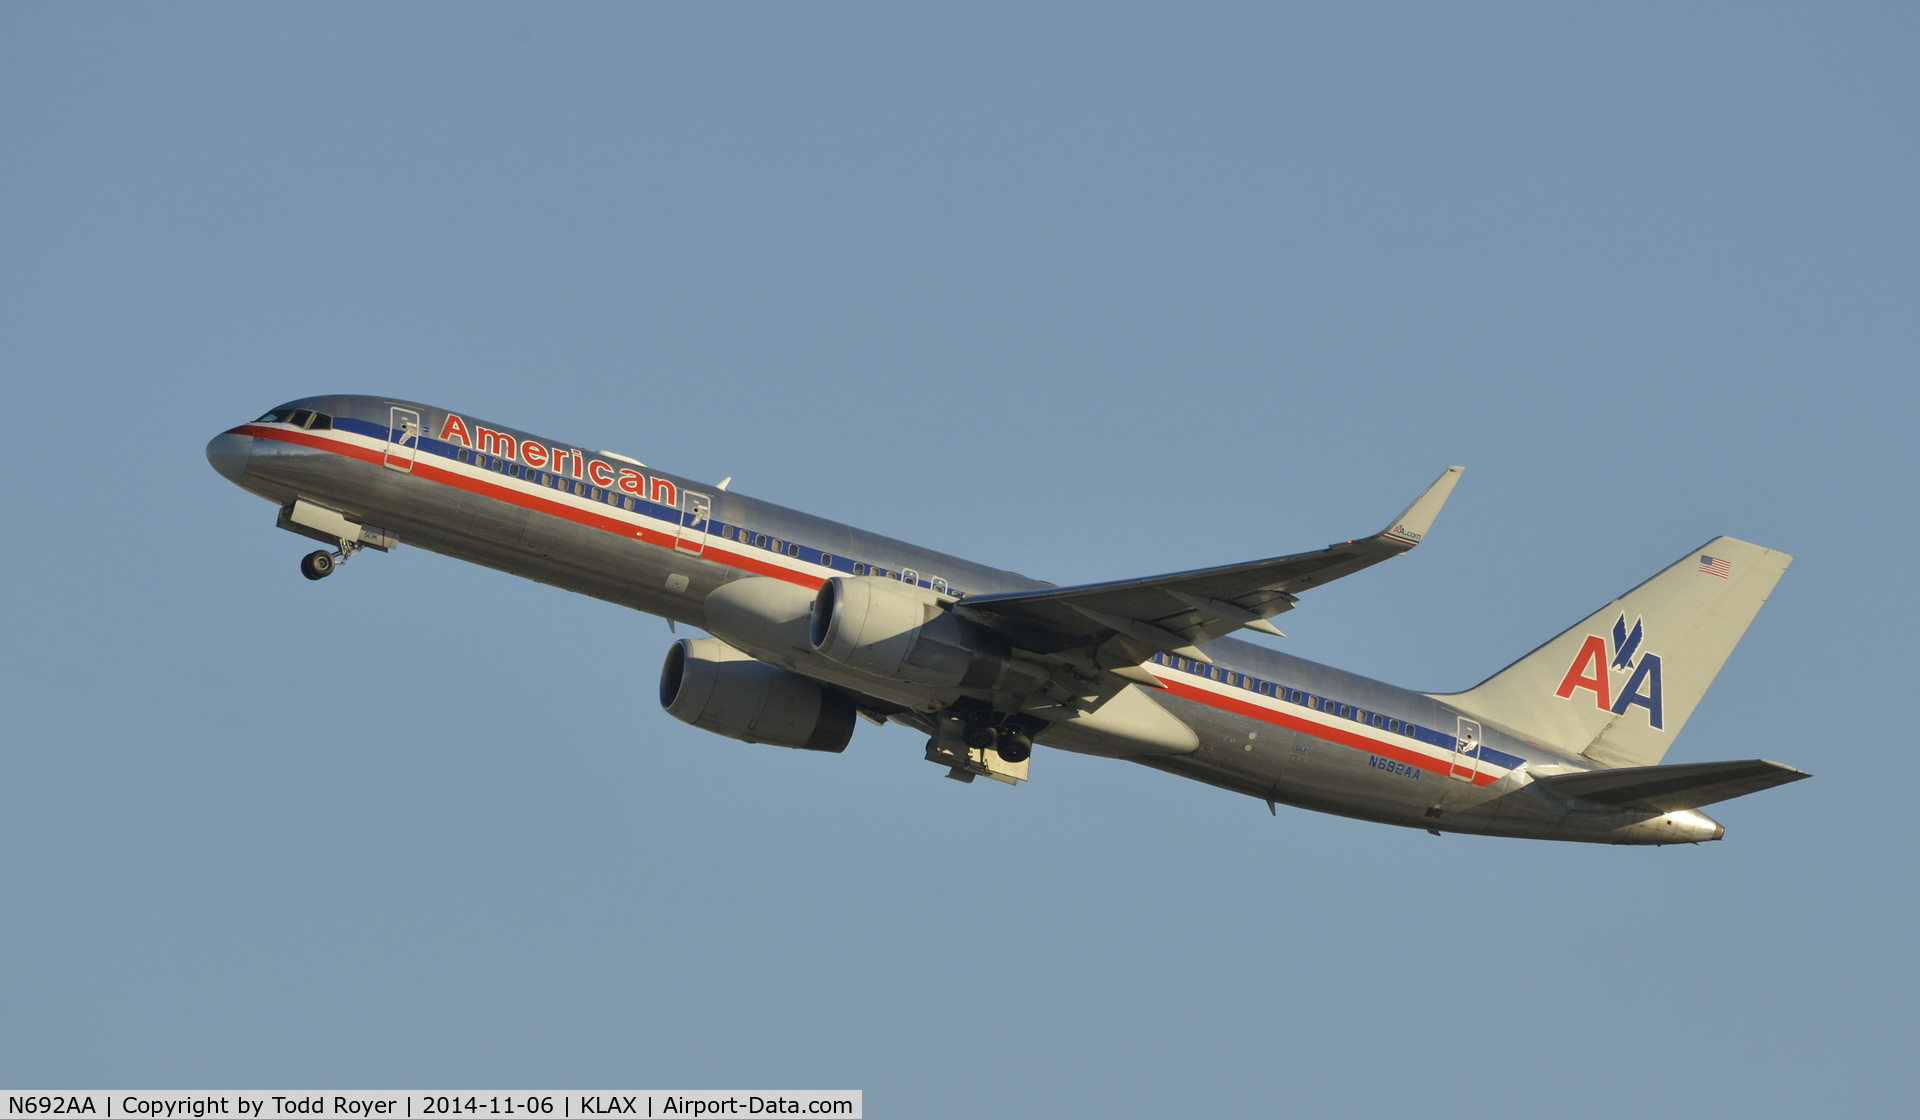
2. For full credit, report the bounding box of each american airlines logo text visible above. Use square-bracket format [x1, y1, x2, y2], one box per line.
[436, 413, 680, 508]
[1553, 613, 1664, 729]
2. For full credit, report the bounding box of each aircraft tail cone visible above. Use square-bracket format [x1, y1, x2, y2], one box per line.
[206, 432, 253, 485]
[1660, 808, 1724, 844]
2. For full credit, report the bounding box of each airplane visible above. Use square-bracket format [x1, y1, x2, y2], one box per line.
[206, 396, 1810, 844]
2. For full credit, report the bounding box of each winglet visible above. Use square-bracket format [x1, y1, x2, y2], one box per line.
[1378, 466, 1463, 548]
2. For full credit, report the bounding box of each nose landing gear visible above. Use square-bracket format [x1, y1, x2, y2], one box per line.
[277, 500, 394, 583]
[298, 539, 363, 581]
[299, 550, 335, 580]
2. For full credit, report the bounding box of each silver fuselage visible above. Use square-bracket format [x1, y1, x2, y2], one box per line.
[207, 394, 1724, 845]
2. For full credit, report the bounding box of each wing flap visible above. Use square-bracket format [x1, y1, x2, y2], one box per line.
[1538, 759, 1810, 813]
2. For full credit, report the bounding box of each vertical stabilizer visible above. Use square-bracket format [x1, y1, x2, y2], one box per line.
[1432, 537, 1791, 768]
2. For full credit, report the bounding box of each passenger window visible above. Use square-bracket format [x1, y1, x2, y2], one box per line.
[1340, 705, 1352, 719]
[902, 569, 918, 586]
[890, 571, 901, 580]
[1308, 696, 1320, 709]
[1246, 677, 1258, 691]
[1405, 724, 1419, 738]
[1388, 719, 1401, 733]
[1372, 714, 1385, 728]
[820, 554, 833, 566]
[787, 543, 799, 557]
[1291, 690, 1304, 704]
[755, 535, 768, 548]
[1225, 672, 1238, 686]
[852, 562, 866, 575]
[931, 577, 947, 595]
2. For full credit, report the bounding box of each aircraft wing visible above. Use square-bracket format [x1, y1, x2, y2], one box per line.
[954, 467, 1463, 658]
[1537, 759, 1811, 812]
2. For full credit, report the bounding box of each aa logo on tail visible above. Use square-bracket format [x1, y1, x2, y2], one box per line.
[1554, 614, 1664, 729]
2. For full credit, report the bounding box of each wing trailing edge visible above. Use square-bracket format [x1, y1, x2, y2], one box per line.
[954, 466, 1465, 655]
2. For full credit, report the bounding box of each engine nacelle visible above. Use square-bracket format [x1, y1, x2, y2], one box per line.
[659, 637, 855, 753]
[809, 576, 1010, 691]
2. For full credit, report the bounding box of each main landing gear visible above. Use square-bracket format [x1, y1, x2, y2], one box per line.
[924, 702, 1047, 785]
[960, 707, 1037, 763]
[299, 540, 363, 581]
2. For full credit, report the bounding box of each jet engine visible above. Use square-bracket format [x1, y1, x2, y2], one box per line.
[659, 637, 856, 753]
[809, 576, 1010, 691]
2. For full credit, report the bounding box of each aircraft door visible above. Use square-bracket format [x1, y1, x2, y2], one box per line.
[677, 492, 711, 555]
[1451, 717, 1482, 783]
[384, 407, 421, 472]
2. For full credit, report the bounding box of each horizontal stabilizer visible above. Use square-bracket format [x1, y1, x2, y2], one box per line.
[1538, 759, 1810, 813]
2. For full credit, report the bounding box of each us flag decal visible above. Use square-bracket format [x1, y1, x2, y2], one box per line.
[1699, 554, 1731, 578]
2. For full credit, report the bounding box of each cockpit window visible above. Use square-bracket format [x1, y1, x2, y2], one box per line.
[254, 407, 331, 430]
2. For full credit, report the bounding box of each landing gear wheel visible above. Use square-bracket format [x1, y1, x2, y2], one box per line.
[962, 725, 999, 751]
[996, 732, 1032, 764]
[300, 550, 336, 581]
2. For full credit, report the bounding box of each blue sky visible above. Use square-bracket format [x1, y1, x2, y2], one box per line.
[2, 5, 1914, 1116]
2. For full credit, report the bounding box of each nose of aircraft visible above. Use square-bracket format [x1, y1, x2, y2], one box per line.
[206, 431, 254, 485]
